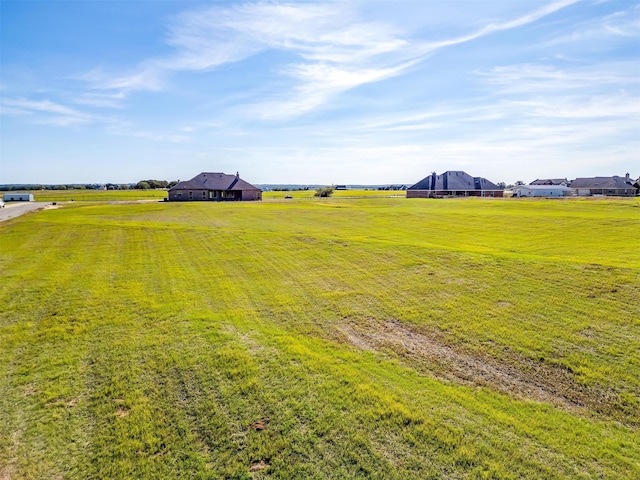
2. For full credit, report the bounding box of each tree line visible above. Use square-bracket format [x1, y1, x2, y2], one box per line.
[1, 179, 180, 191]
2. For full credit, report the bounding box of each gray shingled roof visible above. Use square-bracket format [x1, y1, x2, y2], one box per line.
[570, 176, 633, 189]
[169, 172, 261, 192]
[530, 178, 568, 185]
[408, 171, 502, 191]
[515, 185, 572, 191]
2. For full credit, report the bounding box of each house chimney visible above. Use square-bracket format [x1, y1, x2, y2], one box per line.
[626, 173, 630, 182]
[236, 171, 239, 178]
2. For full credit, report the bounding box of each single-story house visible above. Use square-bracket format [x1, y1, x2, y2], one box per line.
[529, 178, 569, 186]
[3, 192, 34, 202]
[406, 171, 504, 198]
[570, 174, 636, 197]
[168, 172, 262, 202]
[512, 185, 572, 197]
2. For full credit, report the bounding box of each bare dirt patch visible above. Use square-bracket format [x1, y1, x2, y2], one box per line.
[335, 318, 621, 418]
[0, 463, 18, 480]
[250, 418, 270, 431]
[250, 460, 269, 472]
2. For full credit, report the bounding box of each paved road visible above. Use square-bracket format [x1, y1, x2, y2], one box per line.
[0, 202, 50, 222]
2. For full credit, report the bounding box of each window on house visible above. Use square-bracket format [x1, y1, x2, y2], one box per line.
[189, 191, 193, 199]
[202, 191, 206, 199]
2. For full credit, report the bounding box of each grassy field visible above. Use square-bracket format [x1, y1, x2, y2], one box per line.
[1, 188, 397, 203]
[263, 189, 404, 200]
[11, 190, 169, 202]
[1, 197, 639, 479]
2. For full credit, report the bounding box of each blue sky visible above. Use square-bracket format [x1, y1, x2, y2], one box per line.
[1, 0, 638, 185]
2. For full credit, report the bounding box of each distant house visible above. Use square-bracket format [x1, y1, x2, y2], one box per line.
[530, 178, 569, 186]
[570, 174, 636, 197]
[168, 172, 262, 202]
[406, 171, 504, 198]
[512, 185, 572, 198]
[334, 185, 348, 190]
[3, 192, 34, 202]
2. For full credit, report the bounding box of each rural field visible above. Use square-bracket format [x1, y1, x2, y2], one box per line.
[28, 189, 169, 203]
[21, 188, 399, 203]
[0, 196, 639, 479]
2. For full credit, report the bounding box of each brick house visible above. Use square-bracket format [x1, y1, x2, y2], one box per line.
[168, 172, 262, 202]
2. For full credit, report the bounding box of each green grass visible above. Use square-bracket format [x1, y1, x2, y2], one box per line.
[1, 197, 639, 478]
[1, 189, 169, 202]
[263, 189, 404, 199]
[2, 187, 393, 203]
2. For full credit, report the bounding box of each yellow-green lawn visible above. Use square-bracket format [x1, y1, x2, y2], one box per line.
[1, 197, 638, 479]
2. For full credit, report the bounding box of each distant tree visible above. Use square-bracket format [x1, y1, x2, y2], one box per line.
[514, 180, 525, 186]
[134, 179, 169, 189]
[148, 179, 168, 189]
[314, 186, 334, 198]
[168, 180, 180, 188]
[496, 182, 507, 189]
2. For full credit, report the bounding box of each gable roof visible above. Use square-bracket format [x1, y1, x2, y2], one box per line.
[514, 185, 572, 191]
[408, 171, 503, 191]
[570, 176, 633, 189]
[169, 172, 261, 192]
[530, 178, 568, 185]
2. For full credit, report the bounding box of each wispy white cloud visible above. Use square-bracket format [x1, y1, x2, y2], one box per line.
[159, 2, 416, 118]
[245, 58, 421, 119]
[74, 91, 127, 109]
[211, 0, 582, 118]
[541, 3, 640, 45]
[509, 94, 640, 119]
[77, 1, 581, 119]
[0, 97, 95, 126]
[414, 0, 582, 53]
[79, 66, 164, 95]
[0, 95, 193, 142]
[480, 62, 639, 94]
[105, 119, 190, 143]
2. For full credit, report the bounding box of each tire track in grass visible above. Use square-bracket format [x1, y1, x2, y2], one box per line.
[336, 318, 596, 410]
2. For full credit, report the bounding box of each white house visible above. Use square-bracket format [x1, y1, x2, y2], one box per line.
[3, 193, 34, 202]
[512, 185, 572, 198]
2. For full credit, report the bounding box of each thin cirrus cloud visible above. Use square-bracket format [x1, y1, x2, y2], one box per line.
[79, 66, 165, 98]
[105, 120, 190, 143]
[479, 62, 639, 97]
[541, 5, 640, 45]
[0, 97, 94, 126]
[81, 0, 583, 120]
